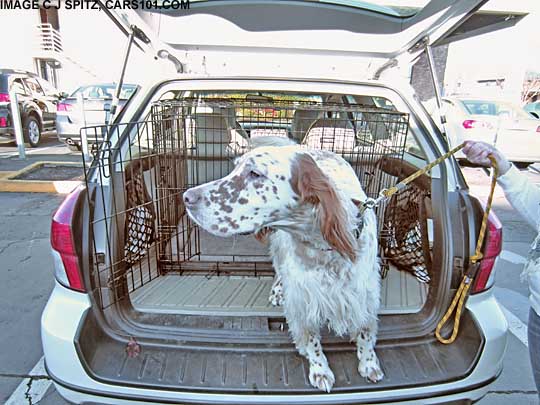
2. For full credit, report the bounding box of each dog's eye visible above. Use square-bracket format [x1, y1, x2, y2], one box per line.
[249, 170, 263, 179]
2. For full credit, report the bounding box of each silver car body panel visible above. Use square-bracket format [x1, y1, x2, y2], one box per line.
[42, 281, 507, 404]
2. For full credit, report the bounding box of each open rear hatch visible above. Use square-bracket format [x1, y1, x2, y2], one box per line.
[98, 0, 526, 79]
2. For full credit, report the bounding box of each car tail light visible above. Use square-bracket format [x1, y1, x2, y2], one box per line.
[536, 126, 540, 133]
[0, 93, 10, 102]
[57, 102, 73, 112]
[462, 119, 493, 130]
[0, 117, 6, 127]
[50, 185, 85, 292]
[471, 210, 502, 294]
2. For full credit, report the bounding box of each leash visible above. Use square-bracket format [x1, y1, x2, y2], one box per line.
[435, 154, 498, 344]
[361, 142, 469, 212]
[360, 142, 499, 345]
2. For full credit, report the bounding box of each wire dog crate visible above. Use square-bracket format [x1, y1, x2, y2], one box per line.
[83, 97, 431, 310]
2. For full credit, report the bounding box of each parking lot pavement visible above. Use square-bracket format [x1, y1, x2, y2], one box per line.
[466, 164, 540, 404]
[0, 193, 65, 404]
[1, 165, 540, 404]
[0, 133, 82, 172]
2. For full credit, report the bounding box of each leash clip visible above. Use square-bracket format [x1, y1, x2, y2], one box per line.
[363, 188, 389, 211]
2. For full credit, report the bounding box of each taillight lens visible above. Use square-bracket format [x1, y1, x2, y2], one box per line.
[0, 117, 6, 127]
[57, 102, 73, 112]
[471, 210, 503, 294]
[50, 185, 85, 292]
[0, 93, 10, 102]
[536, 126, 540, 133]
[462, 119, 493, 130]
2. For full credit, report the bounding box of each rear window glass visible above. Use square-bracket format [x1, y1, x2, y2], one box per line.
[71, 84, 137, 100]
[462, 100, 530, 119]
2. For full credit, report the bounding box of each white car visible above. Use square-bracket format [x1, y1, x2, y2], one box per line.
[442, 97, 540, 166]
[41, 1, 524, 404]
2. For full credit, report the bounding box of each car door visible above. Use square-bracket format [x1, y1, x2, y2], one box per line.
[23, 77, 56, 123]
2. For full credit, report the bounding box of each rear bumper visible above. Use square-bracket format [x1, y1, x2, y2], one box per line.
[42, 283, 508, 405]
[56, 115, 106, 144]
[0, 127, 12, 136]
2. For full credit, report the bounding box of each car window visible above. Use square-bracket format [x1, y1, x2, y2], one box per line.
[71, 85, 137, 100]
[36, 78, 58, 96]
[9, 78, 28, 96]
[462, 100, 531, 120]
[24, 78, 45, 96]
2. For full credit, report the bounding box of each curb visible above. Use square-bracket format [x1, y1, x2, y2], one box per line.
[0, 161, 84, 194]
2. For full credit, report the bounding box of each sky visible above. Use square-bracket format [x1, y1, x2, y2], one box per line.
[444, 0, 540, 101]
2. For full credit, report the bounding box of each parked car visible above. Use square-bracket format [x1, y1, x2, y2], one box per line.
[56, 83, 138, 150]
[42, 1, 524, 404]
[442, 97, 540, 166]
[524, 101, 540, 119]
[0, 69, 62, 147]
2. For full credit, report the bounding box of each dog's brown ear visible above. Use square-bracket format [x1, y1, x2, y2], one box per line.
[291, 153, 356, 262]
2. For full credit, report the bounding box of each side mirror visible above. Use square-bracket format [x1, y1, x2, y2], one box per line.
[58, 92, 69, 100]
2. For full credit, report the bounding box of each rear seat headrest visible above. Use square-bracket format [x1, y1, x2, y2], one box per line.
[193, 113, 231, 143]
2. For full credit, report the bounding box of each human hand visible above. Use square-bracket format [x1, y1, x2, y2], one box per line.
[462, 141, 511, 175]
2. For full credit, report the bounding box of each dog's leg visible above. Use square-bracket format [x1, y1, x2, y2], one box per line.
[354, 322, 384, 383]
[268, 275, 284, 306]
[291, 329, 335, 392]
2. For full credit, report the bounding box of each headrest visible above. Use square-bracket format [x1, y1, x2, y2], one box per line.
[193, 113, 230, 143]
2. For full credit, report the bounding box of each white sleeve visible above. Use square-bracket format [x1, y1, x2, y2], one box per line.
[497, 164, 540, 230]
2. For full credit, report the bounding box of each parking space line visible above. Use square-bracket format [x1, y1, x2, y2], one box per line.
[500, 305, 529, 348]
[500, 250, 528, 265]
[5, 356, 52, 405]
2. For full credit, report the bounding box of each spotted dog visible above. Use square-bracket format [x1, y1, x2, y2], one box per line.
[183, 144, 383, 392]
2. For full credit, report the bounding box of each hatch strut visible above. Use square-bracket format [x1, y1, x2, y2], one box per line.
[425, 40, 447, 138]
[109, 25, 150, 123]
[109, 27, 134, 122]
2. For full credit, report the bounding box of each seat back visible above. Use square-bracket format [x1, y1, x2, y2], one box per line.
[302, 118, 356, 152]
[187, 113, 236, 185]
[290, 109, 324, 141]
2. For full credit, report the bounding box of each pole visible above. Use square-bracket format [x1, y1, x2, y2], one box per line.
[77, 92, 90, 161]
[110, 28, 135, 121]
[8, 91, 26, 159]
[425, 43, 447, 137]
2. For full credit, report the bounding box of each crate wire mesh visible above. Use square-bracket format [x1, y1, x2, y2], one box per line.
[83, 97, 430, 310]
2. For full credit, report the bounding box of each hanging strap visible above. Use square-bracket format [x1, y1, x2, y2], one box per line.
[435, 155, 499, 344]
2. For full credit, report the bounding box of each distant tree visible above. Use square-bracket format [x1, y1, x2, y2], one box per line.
[522, 71, 540, 104]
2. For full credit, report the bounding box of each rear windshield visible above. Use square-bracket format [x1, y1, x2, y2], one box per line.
[70, 84, 138, 100]
[461, 100, 531, 119]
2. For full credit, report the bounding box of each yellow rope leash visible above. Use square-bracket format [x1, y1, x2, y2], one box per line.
[382, 142, 468, 200]
[435, 155, 499, 344]
[361, 141, 499, 345]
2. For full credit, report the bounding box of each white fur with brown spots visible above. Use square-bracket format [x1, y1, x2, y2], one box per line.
[183, 144, 383, 392]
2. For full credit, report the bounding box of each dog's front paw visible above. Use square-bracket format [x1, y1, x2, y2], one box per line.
[309, 363, 335, 392]
[358, 355, 384, 383]
[269, 281, 284, 306]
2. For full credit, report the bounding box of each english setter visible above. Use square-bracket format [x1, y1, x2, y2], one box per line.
[183, 143, 383, 392]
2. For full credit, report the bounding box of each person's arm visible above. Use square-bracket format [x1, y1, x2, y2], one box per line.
[463, 141, 540, 230]
[497, 164, 540, 230]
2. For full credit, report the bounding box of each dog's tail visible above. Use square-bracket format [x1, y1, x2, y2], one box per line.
[248, 136, 297, 150]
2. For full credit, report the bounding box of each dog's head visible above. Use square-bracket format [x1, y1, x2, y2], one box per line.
[183, 145, 358, 261]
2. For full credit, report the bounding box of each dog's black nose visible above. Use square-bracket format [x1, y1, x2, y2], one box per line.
[183, 189, 202, 206]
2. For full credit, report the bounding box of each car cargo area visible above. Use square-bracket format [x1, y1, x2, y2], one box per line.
[86, 93, 436, 317]
[76, 90, 484, 394]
